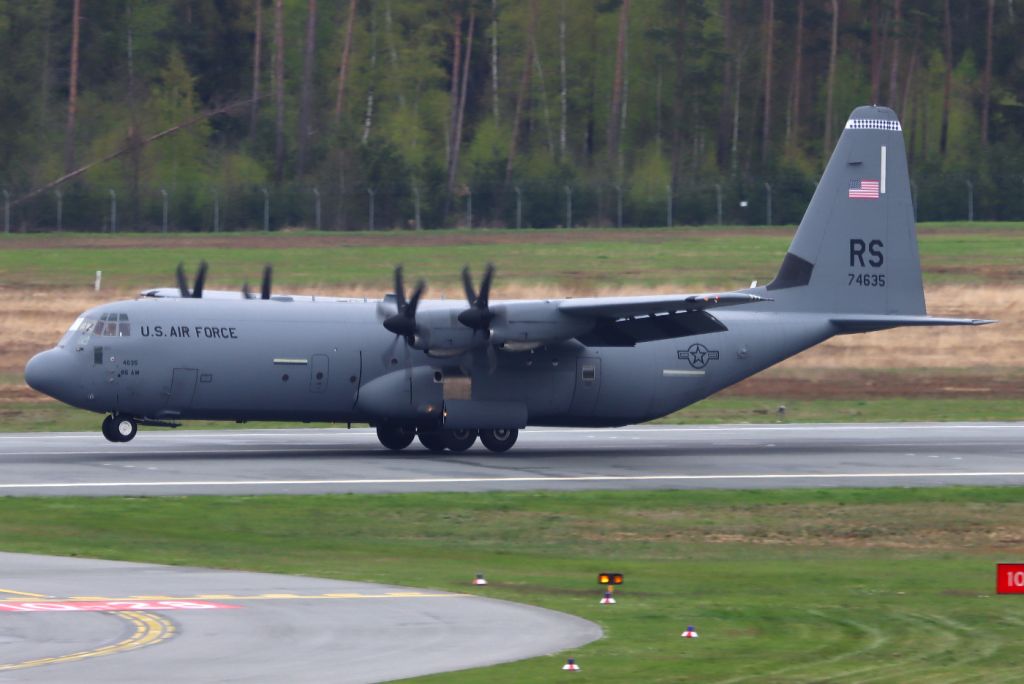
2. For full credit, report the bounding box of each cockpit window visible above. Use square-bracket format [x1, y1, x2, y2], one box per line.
[62, 313, 129, 347]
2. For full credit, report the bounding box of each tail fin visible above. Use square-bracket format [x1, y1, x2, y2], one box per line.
[767, 105, 925, 315]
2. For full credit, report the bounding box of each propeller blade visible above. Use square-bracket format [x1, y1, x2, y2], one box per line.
[175, 263, 190, 298]
[393, 266, 406, 310]
[242, 282, 253, 299]
[261, 264, 273, 300]
[407, 280, 426, 315]
[478, 263, 495, 307]
[192, 260, 208, 298]
[487, 343, 498, 375]
[461, 266, 476, 304]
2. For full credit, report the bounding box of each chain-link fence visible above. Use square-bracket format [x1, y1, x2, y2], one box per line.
[3, 174, 1023, 233]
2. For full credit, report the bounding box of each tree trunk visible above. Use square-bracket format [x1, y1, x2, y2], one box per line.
[717, 0, 733, 168]
[533, 30, 555, 158]
[823, 0, 839, 159]
[297, 0, 317, 176]
[887, 0, 902, 109]
[362, 6, 377, 144]
[63, 0, 82, 174]
[869, 0, 881, 104]
[980, 0, 995, 145]
[250, 0, 263, 134]
[273, 0, 285, 182]
[448, 9, 475, 196]
[384, 0, 404, 108]
[670, 1, 687, 185]
[760, 0, 774, 164]
[607, 0, 630, 180]
[446, 12, 463, 167]
[505, 0, 538, 186]
[940, 0, 953, 155]
[558, 0, 567, 161]
[334, 0, 358, 124]
[785, 0, 803, 151]
[491, 0, 499, 123]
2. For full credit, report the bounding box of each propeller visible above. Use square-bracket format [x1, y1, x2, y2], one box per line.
[243, 264, 274, 300]
[382, 266, 426, 345]
[175, 261, 208, 298]
[457, 263, 495, 334]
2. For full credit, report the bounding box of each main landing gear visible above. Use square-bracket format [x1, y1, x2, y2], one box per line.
[101, 415, 137, 443]
[374, 424, 518, 454]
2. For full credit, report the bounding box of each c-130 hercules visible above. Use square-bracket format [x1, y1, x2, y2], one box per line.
[25, 106, 990, 453]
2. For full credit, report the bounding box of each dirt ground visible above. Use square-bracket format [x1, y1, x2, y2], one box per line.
[2, 282, 1020, 404]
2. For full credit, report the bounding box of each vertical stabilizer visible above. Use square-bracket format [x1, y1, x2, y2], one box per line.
[767, 106, 925, 315]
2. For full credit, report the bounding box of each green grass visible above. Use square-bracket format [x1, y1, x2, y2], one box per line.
[2, 222, 1021, 290]
[0, 488, 1021, 682]
[3, 396, 1018, 433]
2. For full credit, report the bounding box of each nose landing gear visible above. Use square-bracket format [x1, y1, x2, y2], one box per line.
[101, 415, 137, 443]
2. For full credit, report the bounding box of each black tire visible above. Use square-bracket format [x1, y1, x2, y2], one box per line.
[417, 430, 448, 453]
[480, 428, 518, 453]
[114, 416, 137, 442]
[442, 429, 478, 453]
[101, 415, 119, 443]
[376, 424, 416, 451]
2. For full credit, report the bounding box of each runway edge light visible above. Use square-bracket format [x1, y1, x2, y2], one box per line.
[472, 573, 488, 586]
[681, 625, 699, 639]
[562, 657, 581, 671]
[598, 573, 623, 585]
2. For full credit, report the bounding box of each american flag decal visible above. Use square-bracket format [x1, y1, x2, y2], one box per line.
[849, 179, 880, 199]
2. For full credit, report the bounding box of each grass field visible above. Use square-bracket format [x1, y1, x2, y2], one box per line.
[0, 488, 1021, 683]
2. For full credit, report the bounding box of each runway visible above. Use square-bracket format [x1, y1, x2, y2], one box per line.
[0, 552, 600, 683]
[0, 423, 1022, 496]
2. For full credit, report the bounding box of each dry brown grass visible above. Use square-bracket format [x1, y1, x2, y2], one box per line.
[1, 283, 1019, 387]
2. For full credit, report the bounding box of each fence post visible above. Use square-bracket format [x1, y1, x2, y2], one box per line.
[714, 183, 723, 226]
[109, 189, 117, 233]
[764, 182, 772, 226]
[514, 186, 522, 229]
[965, 179, 974, 222]
[666, 184, 673, 227]
[367, 187, 375, 231]
[615, 185, 623, 228]
[312, 187, 321, 231]
[564, 185, 572, 228]
[55, 190, 62, 232]
[213, 190, 220, 232]
[466, 187, 472, 229]
[910, 179, 918, 220]
[2, 190, 8, 233]
[261, 187, 270, 232]
[160, 189, 168, 233]
[412, 185, 421, 230]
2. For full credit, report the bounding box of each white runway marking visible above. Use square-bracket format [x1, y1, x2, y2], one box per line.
[1, 471, 1024, 491]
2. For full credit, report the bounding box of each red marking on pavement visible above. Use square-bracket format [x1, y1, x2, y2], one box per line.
[0, 600, 238, 612]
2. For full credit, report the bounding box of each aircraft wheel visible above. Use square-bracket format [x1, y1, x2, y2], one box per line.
[417, 430, 448, 453]
[114, 416, 137, 442]
[480, 428, 518, 453]
[442, 429, 477, 453]
[376, 424, 416, 451]
[101, 415, 119, 443]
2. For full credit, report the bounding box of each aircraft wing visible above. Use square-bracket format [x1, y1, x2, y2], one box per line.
[557, 292, 770, 319]
[509, 291, 772, 347]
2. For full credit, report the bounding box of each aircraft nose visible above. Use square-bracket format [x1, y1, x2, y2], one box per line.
[24, 349, 72, 400]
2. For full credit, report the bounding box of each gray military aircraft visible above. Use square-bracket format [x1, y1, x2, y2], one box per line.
[25, 106, 990, 452]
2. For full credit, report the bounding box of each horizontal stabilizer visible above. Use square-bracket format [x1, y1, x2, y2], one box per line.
[831, 315, 995, 334]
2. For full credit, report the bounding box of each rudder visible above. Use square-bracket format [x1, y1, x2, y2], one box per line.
[767, 106, 925, 315]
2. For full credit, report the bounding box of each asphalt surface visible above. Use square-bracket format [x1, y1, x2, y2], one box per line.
[0, 423, 1022, 496]
[0, 552, 601, 683]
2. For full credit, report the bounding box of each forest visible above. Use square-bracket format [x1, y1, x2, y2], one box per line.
[0, 0, 1021, 231]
